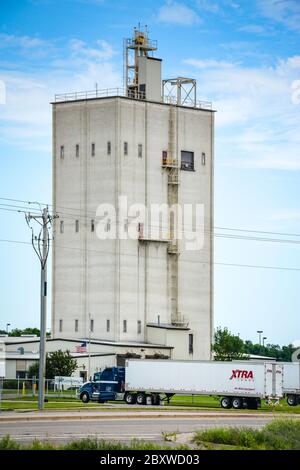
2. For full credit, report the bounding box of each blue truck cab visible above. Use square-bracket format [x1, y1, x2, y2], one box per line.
[78, 367, 125, 403]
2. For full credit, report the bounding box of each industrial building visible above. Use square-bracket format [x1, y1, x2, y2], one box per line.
[51, 27, 214, 364]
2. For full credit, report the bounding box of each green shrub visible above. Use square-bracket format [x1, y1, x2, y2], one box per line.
[193, 419, 300, 450]
[0, 436, 21, 450]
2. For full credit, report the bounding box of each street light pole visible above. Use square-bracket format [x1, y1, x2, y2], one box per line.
[257, 330, 263, 346]
[6, 324, 10, 334]
[263, 337, 267, 347]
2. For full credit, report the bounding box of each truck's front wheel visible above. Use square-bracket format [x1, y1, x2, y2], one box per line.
[220, 396, 232, 409]
[80, 391, 90, 403]
[287, 394, 298, 406]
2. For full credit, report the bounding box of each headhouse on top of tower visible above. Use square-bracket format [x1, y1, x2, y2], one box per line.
[54, 26, 212, 111]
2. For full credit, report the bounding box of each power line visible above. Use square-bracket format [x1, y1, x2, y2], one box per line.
[0, 237, 300, 272]
[2, 205, 300, 246]
[1, 196, 300, 238]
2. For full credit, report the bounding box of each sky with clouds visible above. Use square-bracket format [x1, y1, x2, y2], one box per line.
[0, 0, 299, 347]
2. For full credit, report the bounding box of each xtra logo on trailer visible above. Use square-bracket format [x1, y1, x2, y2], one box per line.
[230, 370, 254, 380]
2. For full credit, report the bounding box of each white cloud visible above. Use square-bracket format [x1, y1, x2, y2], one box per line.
[0, 37, 121, 152]
[185, 55, 300, 170]
[238, 24, 265, 34]
[257, 0, 300, 32]
[196, 0, 220, 13]
[69, 39, 117, 61]
[158, 1, 201, 25]
[184, 58, 238, 69]
[0, 33, 49, 49]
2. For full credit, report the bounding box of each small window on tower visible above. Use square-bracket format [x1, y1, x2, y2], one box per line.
[91, 220, 95, 232]
[181, 151, 194, 171]
[124, 142, 128, 155]
[75, 220, 79, 232]
[76, 144, 80, 158]
[59, 320, 63, 332]
[137, 320, 142, 334]
[138, 144, 143, 158]
[189, 334, 194, 354]
[75, 319, 79, 332]
[91, 143, 95, 157]
[90, 319, 94, 333]
[123, 320, 127, 333]
[107, 141, 111, 155]
[106, 319, 110, 332]
[60, 220, 64, 234]
[201, 152, 206, 166]
[60, 145, 64, 159]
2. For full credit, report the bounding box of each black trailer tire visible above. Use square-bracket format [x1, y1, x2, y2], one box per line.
[232, 397, 243, 409]
[124, 392, 136, 405]
[287, 394, 298, 406]
[80, 392, 90, 403]
[136, 393, 146, 405]
[220, 396, 232, 409]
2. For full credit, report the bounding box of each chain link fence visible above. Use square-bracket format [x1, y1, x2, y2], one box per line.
[0, 378, 82, 399]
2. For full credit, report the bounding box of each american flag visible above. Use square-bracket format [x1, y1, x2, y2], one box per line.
[76, 342, 87, 353]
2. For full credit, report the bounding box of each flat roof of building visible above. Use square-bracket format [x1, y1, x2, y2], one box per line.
[3, 337, 173, 350]
[52, 88, 215, 113]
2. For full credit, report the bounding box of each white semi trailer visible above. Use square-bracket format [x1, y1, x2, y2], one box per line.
[283, 362, 300, 406]
[124, 359, 283, 409]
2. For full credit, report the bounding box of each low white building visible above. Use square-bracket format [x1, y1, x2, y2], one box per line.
[0, 335, 173, 380]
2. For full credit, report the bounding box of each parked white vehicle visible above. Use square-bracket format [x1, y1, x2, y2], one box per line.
[282, 362, 300, 406]
[124, 359, 283, 409]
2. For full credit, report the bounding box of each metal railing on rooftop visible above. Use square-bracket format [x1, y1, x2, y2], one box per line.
[54, 87, 212, 110]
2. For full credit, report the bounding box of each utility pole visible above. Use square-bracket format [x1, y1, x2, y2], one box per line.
[88, 313, 91, 381]
[26, 207, 54, 410]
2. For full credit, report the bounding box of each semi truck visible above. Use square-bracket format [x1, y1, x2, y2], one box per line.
[78, 359, 283, 409]
[282, 362, 300, 406]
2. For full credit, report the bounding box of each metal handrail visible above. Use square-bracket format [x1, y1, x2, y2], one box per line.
[54, 87, 212, 110]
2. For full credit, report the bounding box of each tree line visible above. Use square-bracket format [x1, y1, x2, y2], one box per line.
[213, 327, 297, 362]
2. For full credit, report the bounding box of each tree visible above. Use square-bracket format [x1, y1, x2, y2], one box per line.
[8, 327, 51, 338]
[46, 350, 78, 379]
[213, 327, 245, 361]
[27, 350, 77, 379]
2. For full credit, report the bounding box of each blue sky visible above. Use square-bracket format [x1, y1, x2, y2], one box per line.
[0, 0, 299, 346]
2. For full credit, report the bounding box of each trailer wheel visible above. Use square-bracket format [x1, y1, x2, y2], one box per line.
[124, 392, 136, 405]
[136, 393, 146, 405]
[287, 394, 297, 406]
[80, 391, 90, 403]
[232, 397, 242, 409]
[220, 396, 232, 409]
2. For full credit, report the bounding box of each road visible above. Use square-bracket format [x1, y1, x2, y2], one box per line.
[0, 411, 291, 445]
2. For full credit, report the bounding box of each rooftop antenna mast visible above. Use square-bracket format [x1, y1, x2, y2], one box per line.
[123, 25, 157, 99]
